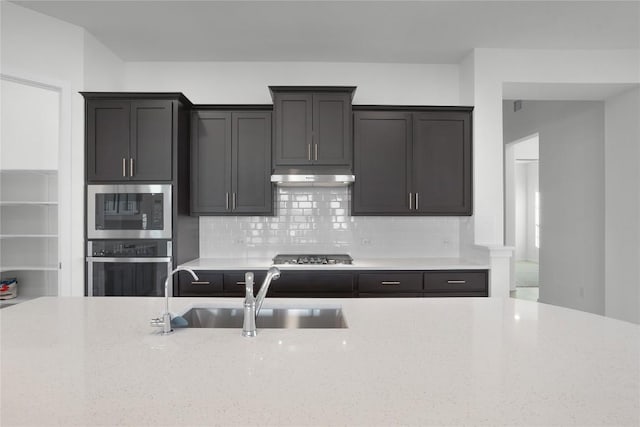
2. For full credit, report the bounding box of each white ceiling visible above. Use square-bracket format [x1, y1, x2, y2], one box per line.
[10, 0, 640, 64]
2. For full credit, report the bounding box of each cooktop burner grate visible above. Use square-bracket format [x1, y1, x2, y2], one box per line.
[273, 254, 353, 265]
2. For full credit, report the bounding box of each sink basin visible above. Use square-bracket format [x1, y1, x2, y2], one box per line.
[179, 306, 347, 329]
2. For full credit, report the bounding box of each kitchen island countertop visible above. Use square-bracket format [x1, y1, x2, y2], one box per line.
[179, 256, 489, 270]
[1, 296, 638, 426]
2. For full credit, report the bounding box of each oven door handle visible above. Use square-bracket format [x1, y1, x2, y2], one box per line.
[86, 257, 172, 263]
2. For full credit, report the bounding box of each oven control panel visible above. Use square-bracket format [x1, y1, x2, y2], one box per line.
[88, 240, 171, 257]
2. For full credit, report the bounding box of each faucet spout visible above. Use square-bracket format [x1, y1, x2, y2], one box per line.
[151, 266, 199, 335]
[255, 266, 281, 315]
[242, 267, 280, 337]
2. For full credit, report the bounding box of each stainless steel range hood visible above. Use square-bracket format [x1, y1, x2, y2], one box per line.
[271, 173, 355, 187]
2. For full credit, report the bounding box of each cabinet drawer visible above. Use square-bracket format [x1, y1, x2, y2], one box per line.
[359, 292, 423, 298]
[358, 272, 423, 293]
[178, 271, 223, 296]
[269, 271, 354, 296]
[223, 271, 267, 295]
[424, 271, 488, 294]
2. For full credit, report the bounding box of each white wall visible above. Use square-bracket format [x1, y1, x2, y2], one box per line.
[514, 162, 528, 260]
[472, 48, 639, 299]
[1, 1, 83, 295]
[512, 162, 539, 262]
[0, 78, 60, 170]
[1, 2, 125, 296]
[504, 100, 606, 316]
[525, 162, 539, 262]
[604, 87, 640, 324]
[124, 61, 460, 105]
[83, 32, 125, 91]
[473, 49, 638, 247]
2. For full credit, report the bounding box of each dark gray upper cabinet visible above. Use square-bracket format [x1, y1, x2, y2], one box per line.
[352, 107, 472, 216]
[271, 87, 355, 169]
[412, 112, 471, 214]
[191, 110, 272, 215]
[85, 98, 173, 182]
[352, 111, 412, 214]
[191, 111, 231, 213]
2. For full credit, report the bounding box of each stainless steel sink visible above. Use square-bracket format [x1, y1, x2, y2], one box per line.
[180, 306, 347, 329]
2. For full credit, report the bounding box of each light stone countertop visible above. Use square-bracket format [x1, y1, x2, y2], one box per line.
[179, 257, 489, 270]
[1, 296, 638, 426]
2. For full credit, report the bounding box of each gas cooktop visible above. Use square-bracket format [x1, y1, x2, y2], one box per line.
[273, 254, 353, 265]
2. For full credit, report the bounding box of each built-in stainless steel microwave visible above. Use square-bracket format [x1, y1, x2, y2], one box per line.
[87, 184, 172, 239]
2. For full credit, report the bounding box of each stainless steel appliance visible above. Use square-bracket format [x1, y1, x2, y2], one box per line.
[270, 173, 355, 187]
[87, 184, 172, 239]
[86, 240, 172, 297]
[273, 254, 353, 265]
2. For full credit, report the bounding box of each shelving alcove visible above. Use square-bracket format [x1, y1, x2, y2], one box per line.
[0, 170, 59, 306]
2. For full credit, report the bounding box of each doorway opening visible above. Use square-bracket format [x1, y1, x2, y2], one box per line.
[505, 132, 539, 302]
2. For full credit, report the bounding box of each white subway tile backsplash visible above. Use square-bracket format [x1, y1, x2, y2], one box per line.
[200, 187, 461, 259]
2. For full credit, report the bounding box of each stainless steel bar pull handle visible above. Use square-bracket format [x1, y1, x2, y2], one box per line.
[447, 280, 467, 284]
[408, 193, 413, 210]
[236, 281, 246, 286]
[225, 192, 229, 210]
[122, 158, 127, 177]
[191, 281, 211, 286]
[314, 143, 318, 161]
[415, 193, 419, 210]
[381, 281, 401, 285]
[130, 158, 134, 177]
[232, 193, 237, 210]
[308, 143, 312, 161]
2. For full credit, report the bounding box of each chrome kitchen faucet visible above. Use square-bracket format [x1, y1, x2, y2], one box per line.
[242, 267, 281, 337]
[151, 266, 199, 335]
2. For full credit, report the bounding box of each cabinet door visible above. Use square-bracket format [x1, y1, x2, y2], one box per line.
[313, 93, 351, 166]
[412, 112, 471, 215]
[352, 111, 412, 215]
[130, 100, 173, 181]
[86, 100, 130, 182]
[191, 111, 232, 214]
[267, 271, 354, 297]
[232, 112, 273, 214]
[273, 93, 313, 166]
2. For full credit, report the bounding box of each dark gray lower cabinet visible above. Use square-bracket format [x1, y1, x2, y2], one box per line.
[177, 269, 488, 297]
[223, 271, 267, 296]
[358, 272, 422, 294]
[191, 110, 272, 215]
[423, 270, 488, 297]
[178, 271, 223, 296]
[267, 271, 355, 297]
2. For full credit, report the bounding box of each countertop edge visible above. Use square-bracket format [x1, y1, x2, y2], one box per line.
[178, 257, 490, 271]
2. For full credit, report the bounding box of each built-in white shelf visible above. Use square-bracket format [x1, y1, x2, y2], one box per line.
[1, 266, 58, 273]
[0, 234, 58, 239]
[0, 201, 58, 206]
[0, 296, 30, 308]
[1, 170, 59, 303]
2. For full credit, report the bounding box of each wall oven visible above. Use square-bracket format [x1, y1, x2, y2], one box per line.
[87, 184, 172, 239]
[86, 240, 172, 297]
